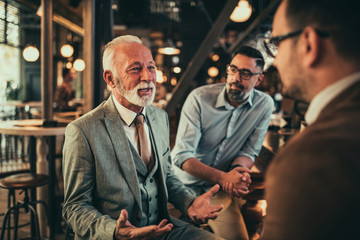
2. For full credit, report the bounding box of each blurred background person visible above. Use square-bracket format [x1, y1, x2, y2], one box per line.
[54, 68, 78, 112]
[152, 83, 168, 109]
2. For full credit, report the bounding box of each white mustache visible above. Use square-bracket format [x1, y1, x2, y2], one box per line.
[135, 81, 155, 90]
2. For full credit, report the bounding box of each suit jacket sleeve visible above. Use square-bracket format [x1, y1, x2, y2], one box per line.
[62, 122, 117, 240]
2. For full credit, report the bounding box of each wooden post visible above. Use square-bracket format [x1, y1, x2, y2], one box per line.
[41, 0, 53, 121]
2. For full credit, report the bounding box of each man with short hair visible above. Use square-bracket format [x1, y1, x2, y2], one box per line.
[54, 67, 77, 111]
[62, 35, 224, 240]
[262, 0, 360, 239]
[172, 45, 274, 240]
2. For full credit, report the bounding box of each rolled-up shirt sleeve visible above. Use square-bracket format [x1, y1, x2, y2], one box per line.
[171, 91, 202, 168]
[171, 84, 274, 180]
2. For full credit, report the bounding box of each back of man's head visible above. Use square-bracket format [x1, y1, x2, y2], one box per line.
[285, 0, 360, 62]
[102, 35, 142, 74]
[232, 45, 265, 70]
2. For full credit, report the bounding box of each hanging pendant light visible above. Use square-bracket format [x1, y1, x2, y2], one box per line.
[23, 45, 40, 62]
[158, 39, 181, 55]
[73, 58, 86, 72]
[60, 44, 74, 58]
[230, 0, 253, 22]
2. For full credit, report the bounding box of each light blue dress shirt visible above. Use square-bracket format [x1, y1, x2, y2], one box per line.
[172, 83, 274, 186]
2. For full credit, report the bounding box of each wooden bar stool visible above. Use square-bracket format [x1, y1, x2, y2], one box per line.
[0, 173, 49, 240]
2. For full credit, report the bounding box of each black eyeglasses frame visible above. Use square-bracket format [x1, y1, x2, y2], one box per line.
[264, 29, 330, 58]
[226, 64, 262, 81]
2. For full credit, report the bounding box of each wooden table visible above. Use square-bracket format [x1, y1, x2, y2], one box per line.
[53, 111, 82, 123]
[0, 101, 42, 108]
[0, 101, 42, 119]
[0, 119, 66, 239]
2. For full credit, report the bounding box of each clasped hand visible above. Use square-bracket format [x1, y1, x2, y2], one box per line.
[221, 166, 252, 198]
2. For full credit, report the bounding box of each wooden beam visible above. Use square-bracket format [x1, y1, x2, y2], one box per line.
[41, 0, 53, 121]
[165, 0, 239, 116]
[83, 0, 95, 112]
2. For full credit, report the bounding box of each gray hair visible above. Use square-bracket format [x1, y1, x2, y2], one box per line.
[102, 35, 142, 74]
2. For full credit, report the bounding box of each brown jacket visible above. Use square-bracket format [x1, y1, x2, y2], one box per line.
[263, 80, 360, 239]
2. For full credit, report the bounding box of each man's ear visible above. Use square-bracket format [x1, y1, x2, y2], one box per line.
[104, 70, 116, 88]
[301, 26, 321, 67]
[254, 74, 264, 86]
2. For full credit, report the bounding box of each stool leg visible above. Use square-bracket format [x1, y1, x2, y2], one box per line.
[8, 189, 16, 239]
[35, 200, 49, 224]
[7, 189, 14, 208]
[0, 206, 15, 240]
[7, 206, 11, 240]
[28, 204, 41, 240]
[14, 202, 21, 240]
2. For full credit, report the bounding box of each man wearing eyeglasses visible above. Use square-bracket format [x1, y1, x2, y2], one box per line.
[171, 45, 274, 240]
[262, 0, 360, 239]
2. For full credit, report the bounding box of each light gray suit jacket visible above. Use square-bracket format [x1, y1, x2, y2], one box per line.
[62, 96, 195, 239]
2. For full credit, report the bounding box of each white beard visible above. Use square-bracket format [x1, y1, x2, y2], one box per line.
[115, 77, 155, 107]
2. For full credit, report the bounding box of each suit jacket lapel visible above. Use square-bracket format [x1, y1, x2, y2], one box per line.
[145, 107, 169, 200]
[103, 97, 142, 209]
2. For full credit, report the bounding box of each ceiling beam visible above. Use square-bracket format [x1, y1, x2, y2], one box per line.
[165, 0, 239, 116]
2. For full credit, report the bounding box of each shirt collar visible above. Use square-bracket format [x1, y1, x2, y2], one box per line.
[112, 94, 146, 127]
[305, 71, 360, 125]
[216, 86, 253, 109]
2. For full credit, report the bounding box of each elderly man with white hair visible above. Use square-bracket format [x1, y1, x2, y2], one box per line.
[62, 35, 224, 240]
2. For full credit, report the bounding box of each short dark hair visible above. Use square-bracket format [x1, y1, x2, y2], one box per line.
[62, 68, 71, 78]
[286, 0, 360, 61]
[231, 45, 265, 70]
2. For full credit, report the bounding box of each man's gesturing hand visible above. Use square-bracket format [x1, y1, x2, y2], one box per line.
[114, 209, 173, 240]
[187, 184, 224, 225]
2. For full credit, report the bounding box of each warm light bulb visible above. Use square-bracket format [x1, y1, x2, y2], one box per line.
[156, 69, 165, 83]
[60, 44, 74, 58]
[208, 66, 219, 77]
[66, 62, 73, 69]
[230, 0, 252, 22]
[170, 77, 177, 86]
[73, 59, 86, 72]
[23, 46, 40, 62]
[211, 54, 220, 62]
[158, 47, 180, 55]
[173, 67, 181, 74]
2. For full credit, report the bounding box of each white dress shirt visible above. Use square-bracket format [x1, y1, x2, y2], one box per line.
[112, 95, 152, 156]
[305, 72, 360, 125]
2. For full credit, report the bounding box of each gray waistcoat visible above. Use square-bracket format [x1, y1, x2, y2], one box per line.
[131, 143, 161, 227]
